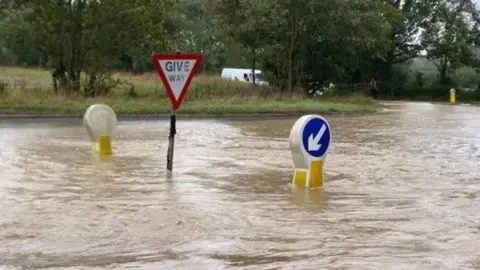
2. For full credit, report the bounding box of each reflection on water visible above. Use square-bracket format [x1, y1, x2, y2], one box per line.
[0, 102, 479, 269]
[290, 188, 329, 212]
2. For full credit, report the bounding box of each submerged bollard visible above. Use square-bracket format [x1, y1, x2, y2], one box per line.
[83, 104, 117, 155]
[289, 115, 332, 189]
[450, 88, 456, 104]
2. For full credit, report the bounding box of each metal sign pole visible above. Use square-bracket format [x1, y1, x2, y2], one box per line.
[166, 109, 176, 171]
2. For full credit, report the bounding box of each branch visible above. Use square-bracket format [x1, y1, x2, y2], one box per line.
[393, 50, 421, 63]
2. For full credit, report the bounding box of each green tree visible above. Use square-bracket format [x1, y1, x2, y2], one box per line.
[423, 0, 477, 84]
[380, 0, 438, 84]
[205, 0, 276, 85]
[4, 0, 179, 96]
[207, 0, 396, 92]
[176, 0, 227, 73]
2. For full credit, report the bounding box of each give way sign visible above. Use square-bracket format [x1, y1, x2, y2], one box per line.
[152, 52, 203, 110]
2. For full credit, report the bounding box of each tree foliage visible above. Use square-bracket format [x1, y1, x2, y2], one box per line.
[1, 0, 178, 95]
[1, 0, 480, 97]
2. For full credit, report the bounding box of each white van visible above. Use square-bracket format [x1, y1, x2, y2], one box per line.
[221, 68, 268, 85]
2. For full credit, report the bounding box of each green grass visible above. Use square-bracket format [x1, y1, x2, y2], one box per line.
[0, 98, 377, 115]
[0, 66, 381, 116]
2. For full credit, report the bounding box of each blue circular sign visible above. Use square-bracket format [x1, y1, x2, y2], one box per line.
[301, 117, 331, 158]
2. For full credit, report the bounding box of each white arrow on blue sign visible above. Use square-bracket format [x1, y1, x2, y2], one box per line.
[301, 117, 331, 158]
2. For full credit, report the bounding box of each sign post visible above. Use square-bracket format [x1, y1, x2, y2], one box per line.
[152, 52, 203, 171]
[289, 115, 332, 189]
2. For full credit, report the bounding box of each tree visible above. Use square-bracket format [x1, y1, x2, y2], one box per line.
[205, 0, 276, 86]
[380, 0, 439, 79]
[176, 0, 227, 73]
[4, 0, 179, 96]
[423, 0, 477, 84]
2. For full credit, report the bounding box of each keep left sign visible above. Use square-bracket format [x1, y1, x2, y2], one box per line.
[152, 53, 203, 110]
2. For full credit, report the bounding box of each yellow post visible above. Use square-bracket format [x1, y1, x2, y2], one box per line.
[99, 135, 112, 155]
[293, 169, 307, 187]
[450, 88, 456, 104]
[308, 160, 324, 189]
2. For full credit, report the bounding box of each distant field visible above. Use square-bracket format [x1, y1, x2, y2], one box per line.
[0, 66, 169, 93]
[0, 66, 381, 116]
[406, 58, 479, 90]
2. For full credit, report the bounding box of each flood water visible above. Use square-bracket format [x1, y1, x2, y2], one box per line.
[0, 101, 479, 270]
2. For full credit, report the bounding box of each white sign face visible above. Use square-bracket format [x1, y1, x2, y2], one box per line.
[158, 59, 197, 100]
[83, 104, 117, 141]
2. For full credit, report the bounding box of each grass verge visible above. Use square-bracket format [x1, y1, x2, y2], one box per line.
[0, 66, 380, 116]
[0, 98, 378, 116]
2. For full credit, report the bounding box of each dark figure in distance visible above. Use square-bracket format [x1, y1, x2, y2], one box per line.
[369, 76, 379, 99]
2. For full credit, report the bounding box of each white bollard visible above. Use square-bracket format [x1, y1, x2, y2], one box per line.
[83, 104, 117, 155]
[289, 115, 332, 189]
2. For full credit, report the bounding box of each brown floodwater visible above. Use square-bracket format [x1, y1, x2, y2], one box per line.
[0, 101, 479, 270]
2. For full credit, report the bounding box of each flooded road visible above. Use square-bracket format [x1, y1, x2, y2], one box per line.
[0, 101, 479, 270]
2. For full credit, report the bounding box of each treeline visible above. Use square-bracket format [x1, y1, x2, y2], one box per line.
[1, 0, 480, 99]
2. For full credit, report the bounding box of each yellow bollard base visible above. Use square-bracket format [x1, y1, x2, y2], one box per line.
[91, 136, 112, 155]
[91, 142, 99, 153]
[307, 160, 324, 189]
[99, 135, 112, 155]
[450, 94, 456, 104]
[292, 161, 325, 189]
[292, 169, 307, 187]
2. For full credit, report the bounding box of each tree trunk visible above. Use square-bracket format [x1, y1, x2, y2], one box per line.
[287, 47, 294, 92]
[52, 61, 67, 93]
[287, 0, 299, 93]
[439, 55, 448, 83]
[380, 31, 396, 97]
[85, 73, 97, 97]
[52, 72, 58, 93]
[67, 0, 85, 93]
[252, 47, 256, 85]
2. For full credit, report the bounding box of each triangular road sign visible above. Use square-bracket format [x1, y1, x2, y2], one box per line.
[152, 53, 203, 110]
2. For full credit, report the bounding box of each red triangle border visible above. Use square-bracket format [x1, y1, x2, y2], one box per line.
[151, 53, 203, 110]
